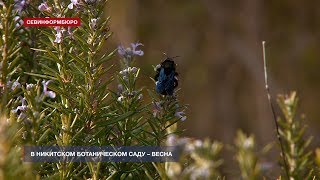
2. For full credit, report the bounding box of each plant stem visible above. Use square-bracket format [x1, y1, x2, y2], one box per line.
[262, 41, 289, 179]
[0, 4, 10, 114]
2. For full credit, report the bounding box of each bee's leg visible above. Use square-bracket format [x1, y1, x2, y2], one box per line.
[154, 74, 159, 81]
[174, 78, 178, 88]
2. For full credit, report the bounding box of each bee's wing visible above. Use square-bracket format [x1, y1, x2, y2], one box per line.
[156, 69, 166, 93]
[163, 72, 176, 95]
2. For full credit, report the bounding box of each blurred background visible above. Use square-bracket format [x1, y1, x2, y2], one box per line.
[106, 0, 320, 174]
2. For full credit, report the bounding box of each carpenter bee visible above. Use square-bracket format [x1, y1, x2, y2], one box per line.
[154, 57, 179, 95]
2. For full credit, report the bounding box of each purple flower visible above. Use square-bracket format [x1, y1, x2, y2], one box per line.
[68, 0, 79, 9]
[117, 45, 126, 55]
[85, 0, 97, 4]
[117, 95, 124, 102]
[13, 97, 27, 113]
[26, 83, 35, 90]
[131, 67, 138, 73]
[119, 69, 128, 76]
[11, 80, 21, 90]
[152, 101, 163, 117]
[14, 0, 27, 13]
[5, 79, 21, 90]
[67, 27, 74, 39]
[119, 67, 138, 76]
[38, 2, 50, 12]
[54, 27, 65, 43]
[130, 43, 144, 56]
[42, 80, 56, 98]
[89, 18, 97, 29]
[175, 111, 187, 121]
[14, 16, 24, 27]
[117, 84, 123, 93]
[117, 43, 144, 59]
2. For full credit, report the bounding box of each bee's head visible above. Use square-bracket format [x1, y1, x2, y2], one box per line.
[161, 58, 176, 70]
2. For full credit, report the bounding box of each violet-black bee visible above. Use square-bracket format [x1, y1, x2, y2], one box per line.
[154, 57, 179, 95]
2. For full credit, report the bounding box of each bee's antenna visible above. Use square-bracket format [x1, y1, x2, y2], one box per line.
[163, 52, 167, 57]
[171, 56, 180, 59]
[162, 52, 181, 60]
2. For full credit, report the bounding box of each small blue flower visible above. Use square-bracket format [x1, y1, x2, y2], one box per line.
[152, 101, 163, 117]
[175, 111, 186, 121]
[26, 83, 35, 90]
[117, 84, 123, 93]
[119, 70, 126, 76]
[54, 27, 65, 44]
[42, 80, 56, 98]
[130, 43, 144, 56]
[14, 16, 24, 27]
[38, 2, 50, 12]
[117, 95, 125, 102]
[89, 18, 98, 30]
[67, 27, 74, 39]
[117, 43, 144, 59]
[130, 67, 138, 73]
[68, 0, 79, 9]
[85, 0, 97, 4]
[119, 67, 138, 75]
[14, 0, 27, 13]
[13, 97, 27, 113]
[5, 79, 21, 90]
[11, 80, 21, 90]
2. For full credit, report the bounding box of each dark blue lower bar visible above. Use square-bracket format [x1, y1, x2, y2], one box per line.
[23, 146, 180, 162]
